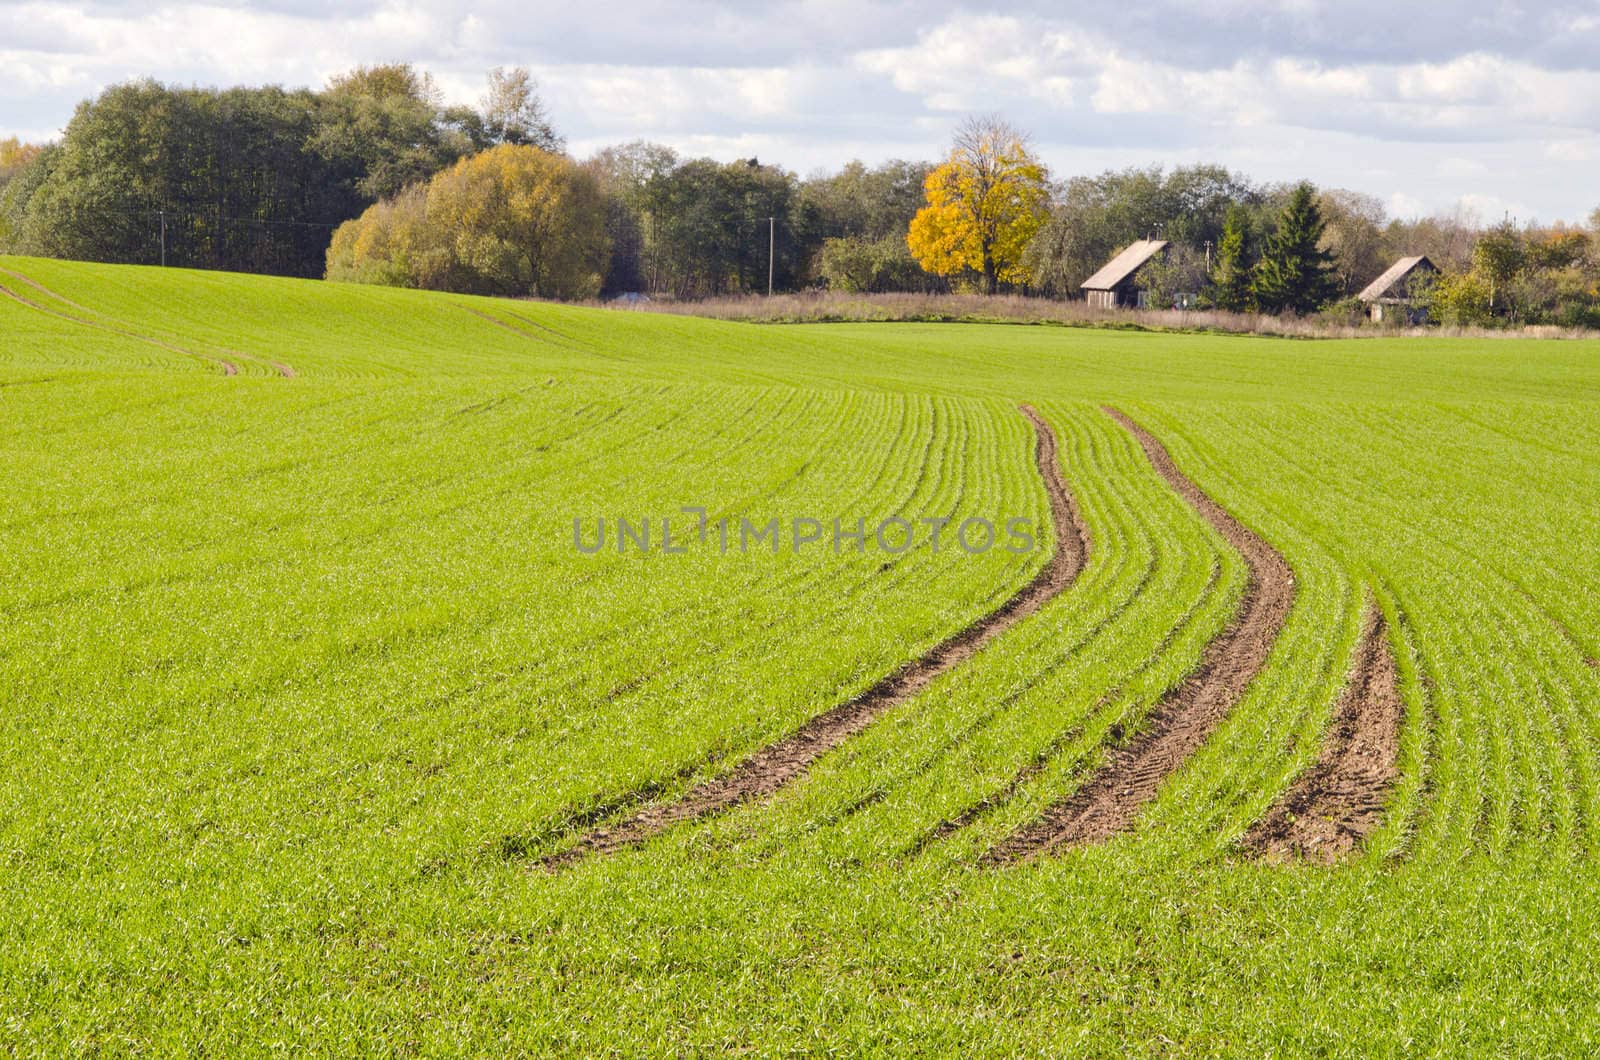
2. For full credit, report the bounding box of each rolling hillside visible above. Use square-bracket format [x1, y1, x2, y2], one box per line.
[4, 256, 1599, 1053]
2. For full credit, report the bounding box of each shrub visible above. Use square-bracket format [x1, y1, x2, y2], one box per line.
[819, 235, 928, 293]
[327, 144, 610, 299]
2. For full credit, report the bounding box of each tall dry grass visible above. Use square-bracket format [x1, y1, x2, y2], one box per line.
[588, 290, 1598, 341]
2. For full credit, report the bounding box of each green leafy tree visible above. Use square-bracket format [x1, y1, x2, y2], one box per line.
[1251, 182, 1339, 314]
[801, 160, 933, 244]
[586, 141, 680, 294]
[1209, 203, 1254, 311]
[313, 63, 472, 202]
[639, 157, 810, 296]
[818, 235, 931, 293]
[1430, 269, 1494, 326]
[1471, 220, 1525, 315]
[9, 81, 351, 275]
[0, 143, 54, 249]
[1025, 163, 1257, 296]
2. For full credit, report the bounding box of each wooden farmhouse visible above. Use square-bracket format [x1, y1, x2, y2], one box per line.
[1081, 239, 1169, 309]
[1358, 255, 1438, 323]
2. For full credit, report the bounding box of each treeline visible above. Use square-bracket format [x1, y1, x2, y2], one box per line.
[4, 71, 1599, 327]
[0, 65, 558, 277]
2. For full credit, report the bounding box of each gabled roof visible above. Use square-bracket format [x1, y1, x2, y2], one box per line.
[1358, 255, 1436, 302]
[1081, 239, 1169, 291]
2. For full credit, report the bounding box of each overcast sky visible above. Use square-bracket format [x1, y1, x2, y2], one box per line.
[4, 0, 1599, 222]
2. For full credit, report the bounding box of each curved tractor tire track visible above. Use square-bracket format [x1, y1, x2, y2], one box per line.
[2, 264, 294, 375]
[1243, 603, 1402, 862]
[987, 405, 1296, 861]
[0, 273, 239, 376]
[0, 264, 99, 314]
[541, 402, 1090, 870]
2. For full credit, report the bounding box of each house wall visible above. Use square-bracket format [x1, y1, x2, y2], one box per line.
[1086, 289, 1118, 309]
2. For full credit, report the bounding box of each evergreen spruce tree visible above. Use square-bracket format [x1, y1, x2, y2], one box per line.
[1209, 203, 1254, 311]
[1251, 182, 1339, 314]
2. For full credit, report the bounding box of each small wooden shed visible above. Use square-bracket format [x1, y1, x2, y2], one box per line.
[1357, 255, 1438, 323]
[1081, 239, 1169, 309]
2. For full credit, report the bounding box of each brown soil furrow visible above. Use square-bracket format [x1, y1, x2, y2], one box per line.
[1243, 604, 1402, 862]
[223, 348, 294, 378]
[540, 403, 1089, 869]
[0, 277, 238, 376]
[986, 406, 1295, 861]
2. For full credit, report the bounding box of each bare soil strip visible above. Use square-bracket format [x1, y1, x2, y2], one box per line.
[540, 403, 1089, 869]
[1242, 604, 1402, 862]
[0, 276, 239, 376]
[224, 349, 295, 378]
[986, 406, 1295, 861]
[911, 555, 1226, 858]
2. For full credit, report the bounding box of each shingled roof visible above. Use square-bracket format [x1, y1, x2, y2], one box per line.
[1081, 239, 1169, 291]
[1358, 255, 1436, 302]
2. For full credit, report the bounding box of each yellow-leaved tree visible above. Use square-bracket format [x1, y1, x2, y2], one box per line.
[327, 143, 609, 299]
[907, 116, 1049, 292]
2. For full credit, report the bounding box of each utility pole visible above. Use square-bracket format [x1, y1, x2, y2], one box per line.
[159, 209, 167, 267]
[767, 216, 775, 296]
[1204, 239, 1213, 269]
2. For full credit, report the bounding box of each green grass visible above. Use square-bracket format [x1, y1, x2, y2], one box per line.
[3, 255, 1600, 1053]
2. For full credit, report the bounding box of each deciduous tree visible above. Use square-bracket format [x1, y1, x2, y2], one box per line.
[0, 138, 42, 187]
[327, 144, 609, 299]
[1472, 219, 1525, 313]
[907, 116, 1048, 292]
[1317, 189, 1386, 297]
[818, 235, 929, 293]
[480, 67, 562, 152]
[1024, 164, 1257, 297]
[314, 63, 472, 202]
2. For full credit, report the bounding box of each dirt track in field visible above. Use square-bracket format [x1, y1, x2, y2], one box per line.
[1, 264, 296, 376]
[1243, 604, 1402, 862]
[987, 406, 1296, 861]
[541, 403, 1090, 870]
[0, 265, 98, 314]
[0, 270, 241, 376]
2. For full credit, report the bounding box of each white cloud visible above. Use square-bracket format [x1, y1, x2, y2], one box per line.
[1386, 192, 1428, 220]
[2, 1, 1599, 220]
[1458, 192, 1533, 224]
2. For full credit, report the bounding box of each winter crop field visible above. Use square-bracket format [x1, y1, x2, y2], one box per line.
[4, 255, 1600, 1053]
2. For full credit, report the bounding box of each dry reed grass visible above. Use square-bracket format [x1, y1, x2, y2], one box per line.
[586, 290, 1598, 340]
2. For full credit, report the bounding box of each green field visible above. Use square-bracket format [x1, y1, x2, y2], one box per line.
[4, 254, 1600, 1054]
